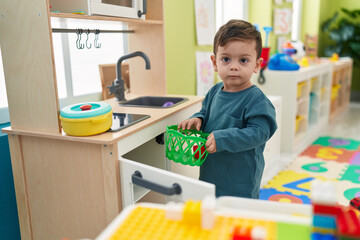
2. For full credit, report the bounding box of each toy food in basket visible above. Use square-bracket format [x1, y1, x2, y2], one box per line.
[60, 102, 112, 136]
[165, 125, 209, 166]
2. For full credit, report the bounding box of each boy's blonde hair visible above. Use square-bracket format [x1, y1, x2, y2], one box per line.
[213, 19, 262, 59]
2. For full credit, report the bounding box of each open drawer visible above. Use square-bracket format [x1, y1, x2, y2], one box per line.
[120, 157, 215, 208]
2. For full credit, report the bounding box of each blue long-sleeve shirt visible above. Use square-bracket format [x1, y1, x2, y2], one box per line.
[191, 83, 277, 198]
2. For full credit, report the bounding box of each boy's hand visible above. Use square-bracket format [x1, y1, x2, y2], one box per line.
[178, 118, 202, 131]
[206, 133, 217, 153]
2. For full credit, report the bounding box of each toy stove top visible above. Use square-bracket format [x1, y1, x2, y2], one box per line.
[108, 112, 150, 132]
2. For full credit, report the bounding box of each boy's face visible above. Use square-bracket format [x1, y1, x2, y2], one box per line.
[211, 40, 263, 92]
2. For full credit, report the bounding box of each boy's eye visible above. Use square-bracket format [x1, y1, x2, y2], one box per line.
[222, 57, 230, 62]
[240, 58, 248, 63]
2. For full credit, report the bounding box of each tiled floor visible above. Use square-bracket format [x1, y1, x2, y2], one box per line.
[324, 103, 360, 141]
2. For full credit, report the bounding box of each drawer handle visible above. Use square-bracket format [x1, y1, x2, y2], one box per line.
[131, 171, 182, 196]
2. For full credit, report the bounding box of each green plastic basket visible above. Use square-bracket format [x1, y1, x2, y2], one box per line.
[165, 125, 209, 166]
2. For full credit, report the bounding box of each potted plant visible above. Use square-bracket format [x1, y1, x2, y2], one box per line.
[321, 8, 360, 65]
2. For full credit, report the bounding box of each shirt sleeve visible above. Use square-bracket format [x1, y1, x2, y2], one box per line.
[190, 96, 207, 121]
[213, 99, 278, 153]
[189, 84, 218, 126]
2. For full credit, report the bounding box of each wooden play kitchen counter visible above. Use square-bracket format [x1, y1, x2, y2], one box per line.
[2, 94, 204, 240]
[3, 94, 203, 146]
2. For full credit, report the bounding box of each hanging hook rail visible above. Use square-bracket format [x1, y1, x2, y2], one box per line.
[76, 28, 85, 49]
[94, 29, 101, 48]
[52, 28, 134, 34]
[85, 29, 92, 49]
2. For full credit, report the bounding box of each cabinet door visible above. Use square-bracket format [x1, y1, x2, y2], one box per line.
[120, 157, 215, 207]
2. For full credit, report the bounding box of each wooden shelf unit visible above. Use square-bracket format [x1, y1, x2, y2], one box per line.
[251, 62, 333, 155]
[328, 58, 353, 122]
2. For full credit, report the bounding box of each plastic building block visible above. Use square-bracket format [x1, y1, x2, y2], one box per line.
[313, 215, 336, 229]
[312, 226, 336, 235]
[311, 180, 337, 205]
[312, 204, 342, 218]
[104, 204, 280, 240]
[337, 208, 360, 238]
[338, 236, 360, 240]
[183, 200, 201, 226]
[232, 225, 252, 240]
[251, 226, 267, 240]
[165, 201, 184, 221]
[277, 221, 311, 240]
[201, 195, 216, 230]
[311, 232, 336, 240]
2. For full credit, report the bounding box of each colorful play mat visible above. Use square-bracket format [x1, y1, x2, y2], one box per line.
[260, 136, 360, 206]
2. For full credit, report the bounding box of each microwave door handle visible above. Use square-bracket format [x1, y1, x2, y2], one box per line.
[137, 0, 147, 18]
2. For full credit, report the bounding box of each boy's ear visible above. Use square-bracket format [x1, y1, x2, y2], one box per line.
[211, 55, 218, 72]
[254, 57, 263, 73]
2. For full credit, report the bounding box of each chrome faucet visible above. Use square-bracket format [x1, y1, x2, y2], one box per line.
[108, 51, 151, 101]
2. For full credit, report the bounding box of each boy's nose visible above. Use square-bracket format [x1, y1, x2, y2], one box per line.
[230, 64, 239, 70]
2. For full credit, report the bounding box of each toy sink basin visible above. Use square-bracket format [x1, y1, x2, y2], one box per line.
[119, 96, 188, 108]
[60, 102, 112, 136]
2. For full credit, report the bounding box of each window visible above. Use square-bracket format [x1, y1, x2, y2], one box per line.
[291, 0, 302, 41]
[0, 19, 126, 123]
[52, 18, 126, 108]
[216, 0, 248, 30]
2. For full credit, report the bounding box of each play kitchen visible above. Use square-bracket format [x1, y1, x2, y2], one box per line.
[5, 88, 209, 240]
[0, 1, 219, 239]
[57, 58, 211, 209]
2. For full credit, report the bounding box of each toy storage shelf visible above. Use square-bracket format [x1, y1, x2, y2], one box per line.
[251, 61, 332, 155]
[325, 58, 353, 122]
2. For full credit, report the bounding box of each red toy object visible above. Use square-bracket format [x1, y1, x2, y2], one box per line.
[337, 208, 360, 239]
[193, 145, 206, 160]
[80, 104, 92, 111]
[232, 226, 252, 240]
[260, 47, 270, 68]
[313, 203, 343, 217]
[350, 197, 360, 211]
